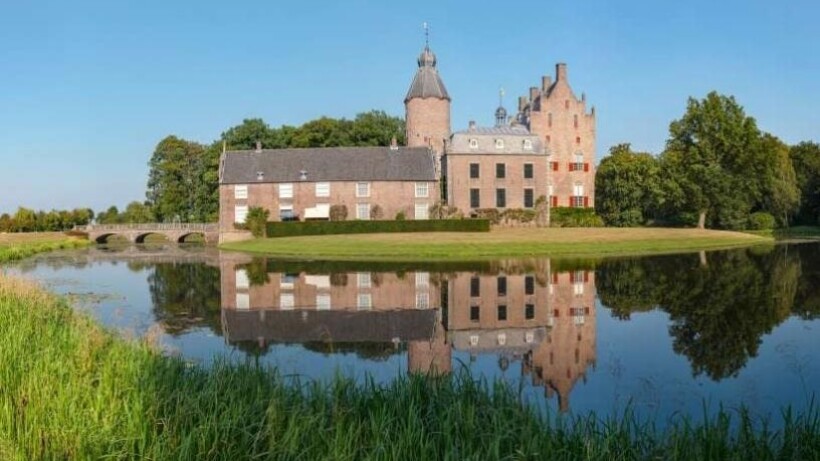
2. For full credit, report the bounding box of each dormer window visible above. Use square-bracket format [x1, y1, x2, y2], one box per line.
[495, 139, 504, 149]
[522, 139, 533, 150]
[469, 138, 478, 149]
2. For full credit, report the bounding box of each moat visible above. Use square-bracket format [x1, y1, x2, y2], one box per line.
[4, 242, 819, 423]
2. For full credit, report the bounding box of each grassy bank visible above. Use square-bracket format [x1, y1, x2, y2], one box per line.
[222, 227, 771, 262]
[0, 232, 89, 263]
[2, 275, 819, 460]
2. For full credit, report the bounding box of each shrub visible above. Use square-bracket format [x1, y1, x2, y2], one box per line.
[245, 207, 269, 237]
[500, 209, 536, 225]
[329, 205, 348, 222]
[473, 208, 501, 225]
[550, 208, 604, 227]
[395, 211, 406, 221]
[429, 201, 462, 220]
[748, 212, 776, 230]
[535, 195, 549, 227]
[265, 219, 490, 238]
[370, 205, 384, 220]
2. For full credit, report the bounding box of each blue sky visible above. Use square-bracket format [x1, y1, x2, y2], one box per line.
[1, 0, 817, 213]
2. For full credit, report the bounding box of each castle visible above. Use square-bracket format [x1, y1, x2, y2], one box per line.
[218, 36, 595, 240]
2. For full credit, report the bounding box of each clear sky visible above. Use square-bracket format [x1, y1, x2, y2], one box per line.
[1, 0, 817, 213]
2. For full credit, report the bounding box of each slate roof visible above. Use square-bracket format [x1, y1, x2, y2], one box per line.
[220, 146, 436, 184]
[404, 47, 450, 102]
[221, 309, 438, 343]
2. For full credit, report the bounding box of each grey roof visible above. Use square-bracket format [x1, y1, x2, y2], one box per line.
[454, 125, 532, 136]
[220, 146, 436, 184]
[448, 125, 545, 155]
[404, 47, 450, 102]
[222, 309, 438, 343]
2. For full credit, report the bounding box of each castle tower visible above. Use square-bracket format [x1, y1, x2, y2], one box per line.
[404, 26, 451, 160]
[517, 63, 596, 209]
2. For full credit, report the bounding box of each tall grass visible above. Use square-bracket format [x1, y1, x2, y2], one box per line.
[0, 238, 89, 263]
[1, 274, 819, 460]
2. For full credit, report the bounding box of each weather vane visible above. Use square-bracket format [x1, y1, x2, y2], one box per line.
[423, 21, 429, 47]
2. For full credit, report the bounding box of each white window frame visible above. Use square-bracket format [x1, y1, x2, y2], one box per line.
[279, 183, 293, 199]
[469, 138, 479, 149]
[234, 184, 248, 200]
[415, 292, 429, 309]
[357, 272, 371, 289]
[574, 282, 585, 296]
[415, 272, 429, 288]
[234, 205, 248, 224]
[414, 202, 429, 220]
[495, 138, 504, 149]
[280, 293, 295, 310]
[357, 293, 372, 310]
[356, 203, 370, 220]
[523, 139, 533, 150]
[236, 293, 250, 310]
[315, 182, 330, 198]
[356, 182, 370, 198]
[316, 294, 331, 311]
[573, 183, 584, 197]
[415, 182, 429, 198]
[235, 269, 249, 290]
[469, 335, 480, 347]
[547, 184, 554, 197]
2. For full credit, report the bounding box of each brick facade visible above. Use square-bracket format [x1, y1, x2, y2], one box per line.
[406, 97, 451, 162]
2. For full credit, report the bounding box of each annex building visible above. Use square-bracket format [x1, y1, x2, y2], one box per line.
[218, 37, 596, 240]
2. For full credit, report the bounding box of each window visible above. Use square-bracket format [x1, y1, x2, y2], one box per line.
[574, 114, 579, 128]
[279, 205, 294, 221]
[357, 272, 371, 288]
[415, 182, 429, 198]
[525, 331, 535, 343]
[525, 303, 535, 320]
[356, 182, 370, 198]
[497, 305, 507, 321]
[496, 188, 506, 208]
[416, 292, 429, 309]
[496, 163, 506, 178]
[572, 152, 584, 171]
[524, 163, 534, 179]
[574, 281, 585, 296]
[236, 269, 249, 290]
[357, 294, 372, 310]
[470, 335, 480, 346]
[414, 203, 429, 220]
[415, 272, 429, 288]
[470, 305, 480, 321]
[357, 203, 370, 220]
[316, 294, 331, 310]
[234, 205, 248, 224]
[469, 163, 480, 179]
[550, 161, 559, 171]
[470, 189, 480, 208]
[548, 113, 553, 127]
[572, 183, 585, 207]
[576, 136, 581, 144]
[524, 189, 534, 208]
[236, 293, 250, 310]
[523, 139, 533, 150]
[525, 276, 535, 295]
[495, 139, 504, 149]
[234, 185, 248, 199]
[547, 184, 554, 197]
[497, 333, 507, 345]
[497, 276, 507, 296]
[280, 293, 295, 310]
[469, 138, 478, 149]
[315, 182, 330, 198]
[470, 277, 480, 297]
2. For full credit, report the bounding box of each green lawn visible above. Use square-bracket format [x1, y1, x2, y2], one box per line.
[222, 227, 772, 262]
[0, 232, 89, 263]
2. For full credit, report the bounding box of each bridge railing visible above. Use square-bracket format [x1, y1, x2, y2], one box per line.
[75, 223, 218, 232]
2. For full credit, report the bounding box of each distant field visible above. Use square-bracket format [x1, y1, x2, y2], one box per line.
[0, 232, 75, 245]
[222, 227, 772, 261]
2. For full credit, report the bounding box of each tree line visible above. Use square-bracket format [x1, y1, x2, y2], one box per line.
[0, 202, 158, 233]
[145, 111, 406, 223]
[596, 92, 819, 229]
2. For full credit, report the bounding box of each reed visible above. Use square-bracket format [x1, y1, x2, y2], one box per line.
[0, 274, 818, 460]
[0, 237, 89, 263]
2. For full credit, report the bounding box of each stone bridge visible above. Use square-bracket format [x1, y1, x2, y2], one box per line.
[76, 223, 219, 244]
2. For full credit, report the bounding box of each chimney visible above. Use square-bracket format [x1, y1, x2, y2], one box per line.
[542, 76, 552, 92]
[518, 96, 527, 111]
[468, 120, 477, 131]
[529, 86, 539, 102]
[255, 141, 262, 153]
[556, 63, 568, 82]
[390, 136, 399, 151]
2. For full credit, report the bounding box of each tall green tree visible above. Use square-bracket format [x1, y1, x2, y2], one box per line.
[757, 134, 799, 226]
[595, 143, 664, 226]
[660, 92, 765, 229]
[790, 141, 820, 225]
[122, 201, 155, 223]
[146, 136, 207, 222]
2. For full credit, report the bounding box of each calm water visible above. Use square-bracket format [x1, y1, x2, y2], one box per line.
[4, 242, 820, 422]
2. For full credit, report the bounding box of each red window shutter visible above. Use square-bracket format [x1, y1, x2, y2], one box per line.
[551, 196, 558, 207]
[568, 162, 573, 171]
[554, 309, 560, 317]
[552, 162, 558, 171]
[584, 163, 589, 172]
[552, 273, 558, 284]
[584, 307, 590, 315]
[576, 136, 581, 144]
[584, 196, 589, 208]
[583, 271, 589, 282]
[570, 272, 576, 283]
[568, 197, 573, 207]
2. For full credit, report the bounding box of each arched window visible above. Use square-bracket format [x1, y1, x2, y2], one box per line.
[469, 138, 478, 149]
[495, 139, 505, 149]
[522, 139, 533, 150]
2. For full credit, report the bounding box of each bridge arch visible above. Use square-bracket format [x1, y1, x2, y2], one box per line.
[134, 233, 169, 244]
[95, 233, 128, 244]
[177, 232, 206, 243]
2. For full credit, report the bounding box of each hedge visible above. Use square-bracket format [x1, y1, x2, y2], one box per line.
[550, 207, 605, 227]
[265, 219, 490, 238]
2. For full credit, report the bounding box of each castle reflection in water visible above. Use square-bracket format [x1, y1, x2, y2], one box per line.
[220, 256, 596, 412]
